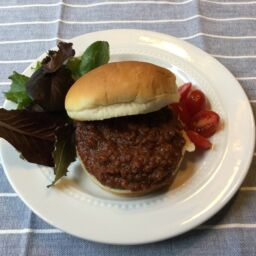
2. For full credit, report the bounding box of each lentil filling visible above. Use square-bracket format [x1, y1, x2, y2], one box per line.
[76, 107, 185, 192]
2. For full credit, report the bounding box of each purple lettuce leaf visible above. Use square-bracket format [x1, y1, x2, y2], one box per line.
[0, 108, 68, 166]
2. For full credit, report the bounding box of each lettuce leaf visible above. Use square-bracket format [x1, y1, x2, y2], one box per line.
[5, 72, 32, 109]
[31, 61, 42, 72]
[26, 66, 74, 111]
[79, 41, 109, 75]
[66, 41, 110, 80]
[48, 123, 76, 187]
[42, 42, 75, 73]
[66, 57, 81, 81]
[0, 109, 68, 166]
[2, 40, 110, 187]
[26, 42, 75, 111]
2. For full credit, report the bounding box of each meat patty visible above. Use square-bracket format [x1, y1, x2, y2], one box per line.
[76, 107, 185, 192]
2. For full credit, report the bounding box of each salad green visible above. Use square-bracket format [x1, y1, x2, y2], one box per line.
[0, 40, 110, 186]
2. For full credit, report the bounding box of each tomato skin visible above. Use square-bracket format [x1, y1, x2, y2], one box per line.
[175, 83, 221, 150]
[178, 83, 192, 103]
[169, 103, 190, 128]
[185, 89, 206, 115]
[190, 110, 220, 138]
[186, 130, 212, 150]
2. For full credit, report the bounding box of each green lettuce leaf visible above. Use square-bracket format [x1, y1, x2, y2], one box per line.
[47, 123, 76, 187]
[79, 41, 109, 75]
[5, 72, 32, 109]
[31, 61, 42, 72]
[66, 41, 110, 80]
[66, 57, 81, 80]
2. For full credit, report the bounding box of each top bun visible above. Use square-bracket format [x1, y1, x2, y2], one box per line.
[65, 61, 179, 121]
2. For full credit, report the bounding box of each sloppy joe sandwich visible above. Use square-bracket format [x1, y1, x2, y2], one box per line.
[65, 61, 193, 195]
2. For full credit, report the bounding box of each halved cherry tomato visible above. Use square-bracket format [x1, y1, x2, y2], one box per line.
[185, 89, 206, 115]
[178, 83, 192, 103]
[186, 130, 212, 150]
[169, 103, 190, 128]
[190, 110, 220, 138]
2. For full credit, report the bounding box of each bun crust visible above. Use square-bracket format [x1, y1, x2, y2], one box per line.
[65, 61, 179, 120]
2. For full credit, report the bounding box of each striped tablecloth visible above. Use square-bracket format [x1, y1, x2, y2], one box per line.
[0, 1, 256, 255]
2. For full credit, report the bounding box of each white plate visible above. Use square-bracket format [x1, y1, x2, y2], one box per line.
[1, 29, 255, 245]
